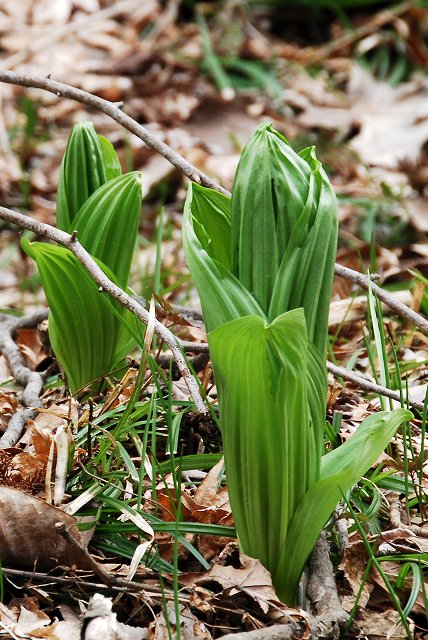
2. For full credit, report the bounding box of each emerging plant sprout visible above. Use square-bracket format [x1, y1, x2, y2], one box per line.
[183, 123, 411, 604]
[23, 122, 141, 393]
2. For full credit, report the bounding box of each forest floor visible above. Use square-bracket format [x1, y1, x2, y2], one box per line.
[1, 1, 428, 639]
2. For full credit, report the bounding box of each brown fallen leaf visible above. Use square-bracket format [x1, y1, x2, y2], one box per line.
[0, 390, 17, 432]
[181, 545, 298, 623]
[339, 536, 373, 612]
[0, 486, 91, 570]
[296, 64, 428, 170]
[16, 326, 47, 369]
[355, 608, 414, 640]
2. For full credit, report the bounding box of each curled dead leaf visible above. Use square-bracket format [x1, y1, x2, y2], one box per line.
[0, 486, 91, 570]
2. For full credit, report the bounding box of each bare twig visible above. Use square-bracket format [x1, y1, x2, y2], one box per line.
[326, 361, 423, 412]
[159, 334, 423, 412]
[334, 263, 428, 335]
[0, 314, 45, 448]
[0, 70, 229, 196]
[219, 623, 308, 640]
[1, 567, 188, 602]
[56, 522, 113, 587]
[0, 205, 207, 415]
[13, 309, 49, 329]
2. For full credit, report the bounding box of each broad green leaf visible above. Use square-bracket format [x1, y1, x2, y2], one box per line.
[189, 182, 232, 268]
[231, 123, 311, 314]
[56, 121, 108, 231]
[21, 239, 137, 394]
[98, 135, 122, 181]
[208, 309, 315, 574]
[72, 172, 142, 287]
[183, 183, 266, 332]
[268, 152, 338, 353]
[277, 408, 412, 604]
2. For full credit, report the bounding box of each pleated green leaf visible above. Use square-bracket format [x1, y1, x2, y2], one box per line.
[231, 123, 338, 354]
[72, 172, 142, 287]
[268, 146, 338, 354]
[21, 239, 136, 394]
[231, 124, 310, 315]
[183, 183, 266, 333]
[279, 408, 412, 604]
[209, 309, 324, 575]
[57, 121, 115, 231]
[98, 134, 122, 181]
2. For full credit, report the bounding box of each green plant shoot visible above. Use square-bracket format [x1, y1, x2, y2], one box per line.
[23, 122, 142, 393]
[183, 122, 412, 604]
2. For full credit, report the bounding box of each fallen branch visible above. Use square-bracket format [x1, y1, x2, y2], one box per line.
[2, 70, 426, 337]
[0, 313, 45, 448]
[307, 532, 349, 639]
[0, 204, 207, 416]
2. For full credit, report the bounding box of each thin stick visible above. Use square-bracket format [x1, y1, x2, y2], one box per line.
[307, 0, 415, 62]
[0, 205, 207, 415]
[0, 70, 229, 197]
[334, 263, 428, 335]
[146, 335, 424, 412]
[326, 361, 424, 412]
[55, 522, 114, 588]
[1, 567, 186, 601]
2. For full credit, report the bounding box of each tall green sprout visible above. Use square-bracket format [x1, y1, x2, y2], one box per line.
[183, 123, 411, 604]
[23, 122, 141, 393]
